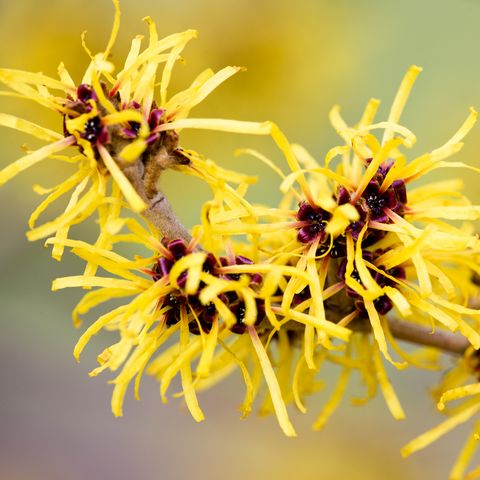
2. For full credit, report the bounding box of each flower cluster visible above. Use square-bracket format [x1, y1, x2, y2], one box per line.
[0, 0, 276, 259]
[51, 218, 349, 436]
[2, 3, 480, 478]
[63, 80, 184, 168]
[200, 65, 480, 472]
[148, 237, 264, 335]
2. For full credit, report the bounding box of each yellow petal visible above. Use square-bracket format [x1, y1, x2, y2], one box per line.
[160, 330, 205, 403]
[154, 119, 311, 197]
[0, 113, 62, 141]
[313, 366, 350, 430]
[0, 136, 75, 186]
[50, 176, 91, 260]
[358, 98, 381, 127]
[303, 324, 316, 370]
[431, 107, 478, 159]
[438, 384, 480, 411]
[354, 226, 383, 299]
[28, 168, 88, 229]
[248, 326, 296, 437]
[412, 205, 480, 221]
[72, 287, 135, 327]
[0, 68, 76, 93]
[383, 286, 412, 317]
[73, 305, 128, 361]
[372, 343, 406, 420]
[401, 403, 480, 457]
[141, 18, 187, 103]
[167, 65, 241, 119]
[118, 139, 148, 163]
[382, 65, 422, 144]
[196, 318, 219, 378]
[179, 312, 205, 422]
[27, 181, 101, 241]
[218, 338, 255, 418]
[352, 137, 403, 203]
[113, 30, 198, 94]
[97, 144, 147, 212]
[52, 275, 141, 291]
[103, 0, 121, 61]
[169, 252, 207, 294]
[285, 309, 351, 342]
[325, 204, 359, 237]
[450, 421, 480, 480]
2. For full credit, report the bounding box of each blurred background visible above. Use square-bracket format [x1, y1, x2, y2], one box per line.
[1, 0, 480, 478]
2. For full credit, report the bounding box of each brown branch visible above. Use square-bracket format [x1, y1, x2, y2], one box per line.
[387, 317, 469, 355]
[143, 190, 192, 243]
[120, 143, 192, 244]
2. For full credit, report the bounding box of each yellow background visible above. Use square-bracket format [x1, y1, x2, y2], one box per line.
[1, 1, 479, 478]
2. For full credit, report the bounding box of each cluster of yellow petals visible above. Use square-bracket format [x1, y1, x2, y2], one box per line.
[51, 218, 351, 438]
[189, 64, 480, 470]
[0, 0, 292, 260]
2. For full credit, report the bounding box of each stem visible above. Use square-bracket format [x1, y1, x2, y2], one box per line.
[387, 317, 469, 355]
[121, 153, 192, 243]
[143, 191, 192, 243]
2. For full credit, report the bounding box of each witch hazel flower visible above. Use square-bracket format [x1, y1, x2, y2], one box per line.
[282, 67, 480, 365]
[203, 66, 480, 384]
[50, 231, 268, 424]
[148, 238, 264, 335]
[295, 201, 332, 244]
[0, 0, 292, 261]
[47, 206, 352, 437]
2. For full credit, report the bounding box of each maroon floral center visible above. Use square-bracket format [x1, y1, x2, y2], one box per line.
[295, 163, 408, 261]
[149, 239, 264, 335]
[82, 116, 104, 143]
[296, 201, 331, 244]
[336, 250, 406, 316]
[63, 83, 179, 162]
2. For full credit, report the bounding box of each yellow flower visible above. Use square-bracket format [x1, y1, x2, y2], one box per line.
[50, 211, 353, 437]
[0, 0, 291, 260]
[205, 66, 480, 372]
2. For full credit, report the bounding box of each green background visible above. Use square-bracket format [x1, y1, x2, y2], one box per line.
[0, 0, 479, 478]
